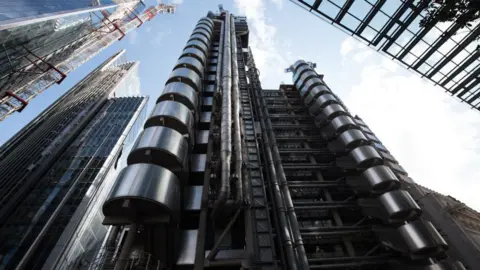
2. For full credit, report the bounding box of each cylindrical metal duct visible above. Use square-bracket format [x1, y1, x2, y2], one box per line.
[157, 82, 198, 111]
[144, 100, 194, 137]
[212, 11, 232, 215]
[230, 15, 243, 205]
[103, 163, 182, 223]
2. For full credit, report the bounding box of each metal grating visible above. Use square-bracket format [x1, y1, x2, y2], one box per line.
[290, 0, 480, 110]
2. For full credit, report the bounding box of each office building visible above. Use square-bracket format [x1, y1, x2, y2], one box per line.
[289, 0, 480, 112]
[0, 50, 148, 269]
[0, 0, 175, 121]
[61, 7, 477, 269]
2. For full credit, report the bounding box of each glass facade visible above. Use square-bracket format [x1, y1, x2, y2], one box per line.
[0, 97, 146, 269]
[0, 0, 146, 121]
[109, 62, 141, 97]
[43, 99, 147, 270]
[0, 0, 116, 23]
[0, 51, 144, 270]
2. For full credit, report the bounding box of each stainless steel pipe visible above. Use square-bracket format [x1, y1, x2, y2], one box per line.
[212, 12, 232, 215]
[230, 15, 243, 205]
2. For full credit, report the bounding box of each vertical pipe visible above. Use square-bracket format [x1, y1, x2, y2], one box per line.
[267, 95, 310, 269]
[248, 66, 297, 270]
[213, 19, 224, 94]
[212, 12, 232, 215]
[230, 15, 243, 205]
[106, 226, 121, 247]
[114, 224, 137, 270]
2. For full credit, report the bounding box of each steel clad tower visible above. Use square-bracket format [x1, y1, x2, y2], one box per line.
[82, 6, 478, 270]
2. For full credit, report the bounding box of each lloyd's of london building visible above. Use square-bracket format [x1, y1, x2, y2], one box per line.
[2, 6, 479, 270]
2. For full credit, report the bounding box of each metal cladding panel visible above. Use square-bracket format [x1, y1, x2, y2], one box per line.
[167, 68, 202, 92]
[386, 160, 408, 176]
[191, 28, 211, 42]
[185, 39, 209, 56]
[200, 111, 211, 123]
[145, 101, 194, 136]
[175, 56, 204, 76]
[128, 126, 188, 172]
[199, 17, 214, 28]
[336, 128, 368, 150]
[195, 130, 209, 145]
[204, 85, 215, 94]
[348, 145, 383, 169]
[206, 74, 215, 82]
[375, 220, 448, 257]
[184, 186, 203, 211]
[158, 82, 198, 111]
[379, 150, 398, 164]
[103, 163, 181, 223]
[176, 230, 198, 265]
[308, 94, 339, 116]
[191, 154, 207, 173]
[354, 118, 367, 127]
[347, 165, 400, 196]
[203, 97, 213, 106]
[299, 77, 324, 98]
[194, 24, 212, 36]
[293, 65, 313, 85]
[196, 21, 213, 32]
[364, 132, 380, 142]
[358, 190, 422, 224]
[181, 47, 207, 66]
[292, 60, 308, 71]
[190, 33, 209, 48]
[360, 125, 375, 135]
[314, 103, 347, 126]
[297, 71, 318, 90]
[197, 20, 213, 30]
[304, 84, 331, 105]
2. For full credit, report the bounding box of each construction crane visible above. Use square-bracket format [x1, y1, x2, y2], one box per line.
[0, 1, 177, 122]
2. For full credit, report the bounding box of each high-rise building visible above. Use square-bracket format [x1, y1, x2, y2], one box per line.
[0, 50, 148, 270]
[342, 114, 480, 268]
[64, 7, 476, 270]
[0, 0, 175, 121]
[289, 0, 480, 112]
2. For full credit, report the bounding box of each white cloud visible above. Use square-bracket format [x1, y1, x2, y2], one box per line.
[340, 37, 480, 210]
[234, 0, 292, 88]
[340, 37, 356, 56]
[128, 30, 138, 45]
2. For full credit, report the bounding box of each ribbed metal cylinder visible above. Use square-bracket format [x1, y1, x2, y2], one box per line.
[103, 163, 181, 223]
[103, 16, 211, 228]
[145, 101, 194, 136]
[158, 82, 198, 111]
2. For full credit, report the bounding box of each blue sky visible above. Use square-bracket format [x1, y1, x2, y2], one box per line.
[1, 0, 480, 209]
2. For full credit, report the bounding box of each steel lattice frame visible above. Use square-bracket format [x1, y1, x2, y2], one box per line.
[290, 0, 480, 110]
[259, 86, 393, 269]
